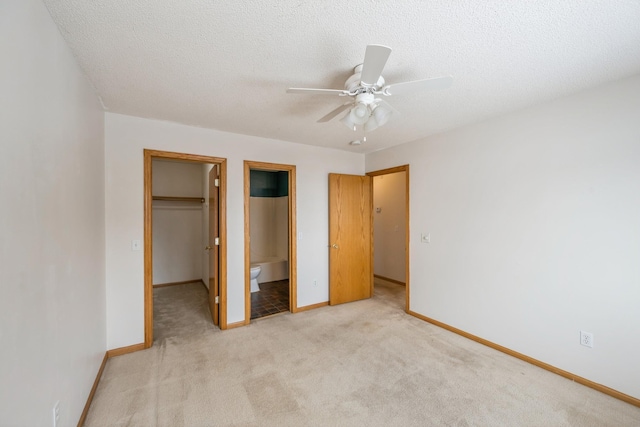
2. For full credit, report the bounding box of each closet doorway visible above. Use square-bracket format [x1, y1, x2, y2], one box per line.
[243, 161, 297, 322]
[143, 149, 228, 348]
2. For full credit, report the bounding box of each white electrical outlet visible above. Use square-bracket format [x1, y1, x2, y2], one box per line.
[580, 331, 594, 348]
[53, 401, 60, 427]
[313, 280, 317, 287]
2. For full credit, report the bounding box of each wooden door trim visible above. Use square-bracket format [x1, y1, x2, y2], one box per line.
[243, 161, 298, 324]
[144, 149, 228, 349]
[209, 164, 221, 327]
[366, 165, 410, 313]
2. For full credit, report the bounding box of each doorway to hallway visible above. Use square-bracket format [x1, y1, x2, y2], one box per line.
[368, 165, 409, 312]
[326, 165, 409, 312]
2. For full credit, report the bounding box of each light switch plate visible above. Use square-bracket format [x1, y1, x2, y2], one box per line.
[131, 239, 142, 251]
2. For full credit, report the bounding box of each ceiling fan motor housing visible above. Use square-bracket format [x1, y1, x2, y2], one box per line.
[344, 64, 385, 94]
[355, 92, 375, 106]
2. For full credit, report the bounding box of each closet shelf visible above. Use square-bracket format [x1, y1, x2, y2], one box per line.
[152, 196, 205, 203]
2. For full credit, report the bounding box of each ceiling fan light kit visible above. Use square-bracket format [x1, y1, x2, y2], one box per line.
[372, 102, 392, 126]
[350, 100, 371, 125]
[340, 112, 357, 131]
[287, 44, 453, 140]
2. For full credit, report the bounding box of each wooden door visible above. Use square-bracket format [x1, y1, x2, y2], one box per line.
[208, 165, 220, 325]
[328, 173, 373, 305]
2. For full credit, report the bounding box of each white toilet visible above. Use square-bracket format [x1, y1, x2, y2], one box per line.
[250, 265, 262, 293]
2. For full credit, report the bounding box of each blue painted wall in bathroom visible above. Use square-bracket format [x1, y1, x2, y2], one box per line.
[250, 170, 288, 197]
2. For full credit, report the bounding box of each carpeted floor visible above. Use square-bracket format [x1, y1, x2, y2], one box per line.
[84, 279, 640, 426]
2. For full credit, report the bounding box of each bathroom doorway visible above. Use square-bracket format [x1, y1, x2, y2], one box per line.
[367, 165, 410, 312]
[243, 161, 297, 322]
[144, 149, 228, 348]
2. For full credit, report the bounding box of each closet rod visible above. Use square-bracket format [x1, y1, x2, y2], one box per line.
[152, 196, 205, 203]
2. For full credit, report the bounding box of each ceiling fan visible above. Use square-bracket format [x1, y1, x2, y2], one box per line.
[287, 44, 453, 135]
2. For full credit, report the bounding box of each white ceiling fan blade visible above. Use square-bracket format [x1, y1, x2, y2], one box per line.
[360, 44, 392, 87]
[383, 75, 453, 96]
[286, 88, 347, 95]
[317, 103, 353, 123]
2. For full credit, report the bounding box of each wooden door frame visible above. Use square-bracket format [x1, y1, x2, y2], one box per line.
[366, 165, 410, 313]
[144, 149, 228, 348]
[243, 161, 297, 323]
[208, 164, 220, 327]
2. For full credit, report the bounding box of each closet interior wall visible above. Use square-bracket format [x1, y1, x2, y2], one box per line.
[152, 160, 204, 285]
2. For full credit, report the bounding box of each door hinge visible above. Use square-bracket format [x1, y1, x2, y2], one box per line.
[215, 296, 219, 304]
[214, 237, 220, 245]
[214, 178, 220, 187]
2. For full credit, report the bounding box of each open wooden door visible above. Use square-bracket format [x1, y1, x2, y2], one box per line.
[208, 165, 220, 325]
[328, 173, 373, 305]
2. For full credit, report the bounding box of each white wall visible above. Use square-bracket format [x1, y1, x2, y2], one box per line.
[152, 159, 203, 197]
[373, 172, 407, 282]
[366, 75, 640, 399]
[0, 0, 106, 425]
[249, 196, 289, 263]
[152, 204, 203, 283]
[152, 160, 203, 284]
[275, 196, 289, 260]
[250, 197, 277, 260]
[105, 113, 363, 348]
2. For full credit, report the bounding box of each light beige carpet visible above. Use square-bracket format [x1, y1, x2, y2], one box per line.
[85, 280, 640, 426]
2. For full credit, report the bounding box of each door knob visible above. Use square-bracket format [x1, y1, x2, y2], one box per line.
[331, 244, 339, 249]
[205, 246, 213, 250]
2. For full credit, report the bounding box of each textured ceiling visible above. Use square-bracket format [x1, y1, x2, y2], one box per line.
[44, 0, 640, 153]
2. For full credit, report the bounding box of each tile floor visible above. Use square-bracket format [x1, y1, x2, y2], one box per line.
[250, 279, 289, 319]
